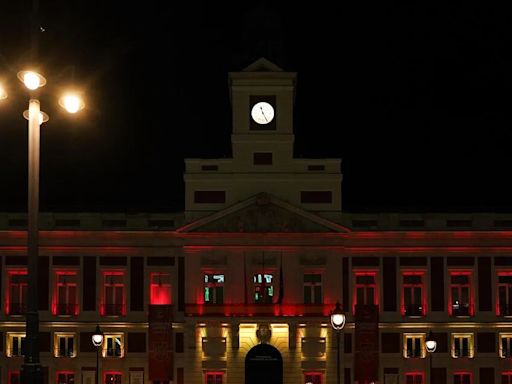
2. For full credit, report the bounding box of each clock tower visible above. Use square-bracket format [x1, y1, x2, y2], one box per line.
[184, 58, 342, 221]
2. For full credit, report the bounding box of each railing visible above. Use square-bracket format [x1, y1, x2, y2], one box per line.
[8, 302, 27, 316]
[101, 304, 125, 316]
[56, 303, 79, 316]
[403, 303, 424, 317]
[498, 304, 512, 317]
[185, 303, 335, 317]
[451, 303, 473, 317]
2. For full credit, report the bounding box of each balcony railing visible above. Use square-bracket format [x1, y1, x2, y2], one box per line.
[451, 302, 473, 317]
[403, 303, 424, 317]
[185, 303, 335, 317]
[56, 303, 79, 316]
[498, 304, 512, 317]
[8, 302, 27, 316]
[101, 304, 125, 316]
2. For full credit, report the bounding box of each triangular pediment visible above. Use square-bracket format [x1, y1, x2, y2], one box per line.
[242, 57, 284, 72]
[177, 193, 350, 233]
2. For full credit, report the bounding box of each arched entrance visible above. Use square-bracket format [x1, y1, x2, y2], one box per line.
[245, 343, 283, 384]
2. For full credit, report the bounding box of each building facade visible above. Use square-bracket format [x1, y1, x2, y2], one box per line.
[1, 58, 512, 384]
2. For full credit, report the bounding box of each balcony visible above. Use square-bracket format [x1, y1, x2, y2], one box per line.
[8, 302, 27, 316]
[56, 303, 79, 317]
[498, 304, 512, 317]
[101, 304, 125, 317]
[451, 302, 473, 317]
[185, 303, 335, 317]
[403, 303, 424, 317]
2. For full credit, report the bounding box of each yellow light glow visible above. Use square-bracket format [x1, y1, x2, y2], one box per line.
[403, 333, 426, 358]
[0, 84, 7, 100]
[23, 72, 41, 90]
[59, 93, 84, 114]
[451, 333, 474, 358]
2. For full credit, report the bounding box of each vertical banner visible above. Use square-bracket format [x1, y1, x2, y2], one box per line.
[354, 304, 379, 383]
[148, 304, 173, 381]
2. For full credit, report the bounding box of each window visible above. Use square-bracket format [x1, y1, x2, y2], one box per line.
[204, 274, 224, 304]
[102, 272, 125, 316]
[104, 372, 122, 384]
[405, 372, 424, 384]
[9, 371, 20, 384]
[498, 272, 512, 316]
[194, 191, 226, 204]
[254, 273, 274, 303]
[502, 372, 512, 384]
[304, 274, 322, 304]
[402, 272, 425, 317]
[450, 272, 473, 317]
[454, 373, 471, 384]
[500, 334, 512, 358]
[353, 272, 378, 312]
[7, 333, 25, 357]
[54, 271, 78, 316]
[403, 334, 425, 358]
[150, 272, 171, 305]
[304, 372, 322, 384]
[54, 333, 76, 358]
[205, 372, 223, 384]
[253, 152, 273, 165]
[103, 334, 124, 358]
[300, 191, 332, 204]
[452, 334, 474, 358]
[56, 371, 75, 384]
[7, 270, 27, 315]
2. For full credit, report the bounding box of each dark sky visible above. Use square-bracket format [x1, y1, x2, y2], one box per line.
[1, 1, 512, 213]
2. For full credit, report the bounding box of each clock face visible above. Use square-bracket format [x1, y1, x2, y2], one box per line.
[251, 102, 275, 125]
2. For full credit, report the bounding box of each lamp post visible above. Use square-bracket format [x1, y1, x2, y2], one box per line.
[1, 70, 84, 384]
[92, 324, 104, 384]
[330, 301, 346, 384]
[425, 330, 437, 384]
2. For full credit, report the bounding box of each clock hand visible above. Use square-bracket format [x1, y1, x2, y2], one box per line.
[260, 106, 268, 122]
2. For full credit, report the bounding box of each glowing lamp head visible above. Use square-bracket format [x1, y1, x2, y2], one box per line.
[330, 302, 346, 330]
[23, 109, 49, 125]
[59, 93, 85, 114]
[91, 324, 104, 347]
[426, 331, 437, 353]
[0, 84, 7, 100]
[17, 71, 47, 90]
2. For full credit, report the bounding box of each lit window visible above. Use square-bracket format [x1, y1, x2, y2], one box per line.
[56, 371, 75, 384]
[150, 272, 171, 305]
[7, 333, 25, 357]
[304, 274, 322, 305]
[497, 272, 512, 317]
[403, 334, 426, 358]
[500, 334, 512, 358]
[9, 371, 20, 384]
[102, 272, 125, 316]
[6, 270, 27, 316]
[454, 372, 471, 384]
[402, 272, 425, 317]
[204, 274, 224, 304]
[449, 272, 473, 317]
[54, 271, 78, 316]
[205, 372, 223, 384]
[405, 372, 424, 384]
[304, 372, 323, 384]
[451, 334, 474, 358]
[103, 334, 124, 358]
[353, 272, 378, 312]
[254, 273, 274, 303]
[54, 333, 76, 358]
[104, 372, 122, 384]
[502, 372, 512, 384]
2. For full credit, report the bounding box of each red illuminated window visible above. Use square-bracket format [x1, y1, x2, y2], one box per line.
[9, 371, 20, 384]
[56, 371, 74, 384]
[454, 372, 471, 384]
[503, 372, 512, 384]
[54, 271, 78, 316]
[102, 272, 125, 316]
[7, 270, 27, 315]
[304, 372, 322, 384]
[150, 272, 171, 305]
[254, 273, 274, 303]
[405, 372, 424, 384]
[353, 272, 378, 313]
[498, 272, 512, 317]
[304, 274, 322, 304]
[104, 372, 122, 384]
[204, 274, 224, 304]
[205, 372, 223, 384]
[402, 272, 425, 317]
[449, 272, 473, 317]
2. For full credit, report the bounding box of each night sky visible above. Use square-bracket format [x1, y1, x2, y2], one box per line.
[1, 1, 512, 214]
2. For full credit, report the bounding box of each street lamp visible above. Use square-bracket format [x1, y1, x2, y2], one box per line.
[1, 69, 84, 384]
[330, 301, 346, 384]
[425, 330, 437, 384]
[92, 324, 104, 384]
